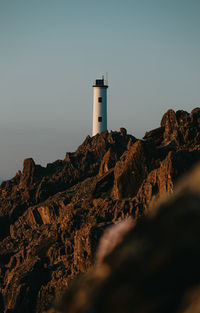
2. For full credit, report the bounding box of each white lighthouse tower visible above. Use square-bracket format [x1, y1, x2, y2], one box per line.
[92, 75, 108, 136]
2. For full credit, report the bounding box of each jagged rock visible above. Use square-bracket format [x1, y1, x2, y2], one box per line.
[20, 158, 36, 185]
[161, 109, 179, 144]
[190, 107, 200, 124]
[0, 109, 200, 313]
[112, 140, 148, 199]
[176, 109, 190, 125]
[137, 149, 200, 211]
[98, 149, 116, 176]
[120, 127, 127, 136]
[58, 165, 200, 313]
[0, 130, 136, 235]
[143, 126, 164, 146]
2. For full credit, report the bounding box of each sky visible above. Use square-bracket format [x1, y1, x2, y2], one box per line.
[0, 0, 200, 179]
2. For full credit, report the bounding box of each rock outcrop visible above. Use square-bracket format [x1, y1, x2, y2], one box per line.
[58, 165, 200, 313]
[0, 108, 200, 312]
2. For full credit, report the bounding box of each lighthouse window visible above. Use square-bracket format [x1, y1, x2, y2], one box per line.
[98, 97, 102, 103]
[98, 116, 102, 122]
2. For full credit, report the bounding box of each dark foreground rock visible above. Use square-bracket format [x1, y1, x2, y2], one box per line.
[0, 108, 200, 312]
[57, 165, 200, 313]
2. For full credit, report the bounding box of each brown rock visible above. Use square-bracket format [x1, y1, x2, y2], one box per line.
[112, 140, 148, 199]
[161, 109, 179, 144]
[98, 149, 116, 176]
[190, 107, 200, 124]
[58, 165, 200, 313]
[1, 109, 200, 313]
[21, 158, 36, 185]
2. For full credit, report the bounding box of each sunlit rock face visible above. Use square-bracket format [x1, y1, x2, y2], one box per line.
[0, 108, 200, 313]
[58, 165, 200, 313]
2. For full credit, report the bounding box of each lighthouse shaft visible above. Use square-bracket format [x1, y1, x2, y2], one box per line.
[92, 78, 108, 136]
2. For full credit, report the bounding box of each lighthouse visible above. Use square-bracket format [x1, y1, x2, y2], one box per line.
[92, 75, 108, 136]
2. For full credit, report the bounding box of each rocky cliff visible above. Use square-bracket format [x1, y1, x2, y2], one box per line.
[59, 164, 200, 313]
[0, 108, 200, 313]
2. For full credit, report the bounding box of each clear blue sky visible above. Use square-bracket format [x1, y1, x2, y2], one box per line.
[0, 0, 200, 179]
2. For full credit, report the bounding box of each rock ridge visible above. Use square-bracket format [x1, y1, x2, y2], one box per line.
[0, 108, 200, 312]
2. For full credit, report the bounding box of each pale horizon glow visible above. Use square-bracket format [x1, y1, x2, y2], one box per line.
[0, 0, 200, 179]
